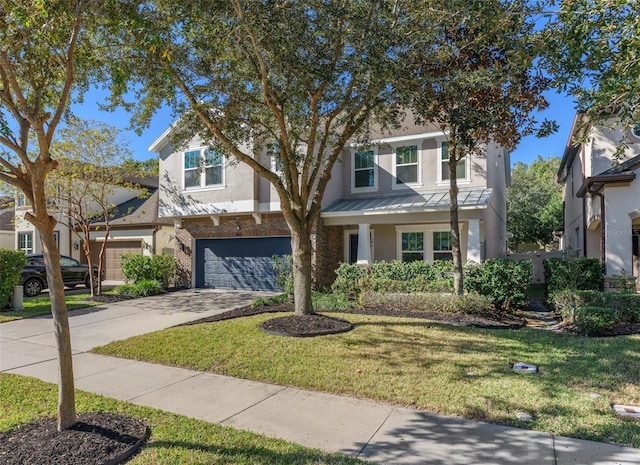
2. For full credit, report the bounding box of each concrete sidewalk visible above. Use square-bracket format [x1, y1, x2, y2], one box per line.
[2, 290, 639, 465]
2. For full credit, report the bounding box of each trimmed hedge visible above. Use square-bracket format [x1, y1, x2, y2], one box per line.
[463, 259, 531, 311]
[332, 260, 453, 299]
[360, 291, 493, 314]
[114, 279, 164, 297]
[575, 306, 617, 335]
[550, 289, 640, 323]
[0, 249, 26, 309]
[544, 257, 602, 294]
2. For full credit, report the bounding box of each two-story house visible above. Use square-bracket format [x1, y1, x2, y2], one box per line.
[557, 112, 640, 284]
[150, 119, 510, 291]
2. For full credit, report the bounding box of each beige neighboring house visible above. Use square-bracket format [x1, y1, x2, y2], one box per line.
[0, 196, 14, 249]
[13, 176, 173, 281]
[150, 118, 511, 291]
[557, 112, 640, 284]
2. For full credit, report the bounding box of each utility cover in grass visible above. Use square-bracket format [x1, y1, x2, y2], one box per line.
[612, 404, 640, 419]
[512, 362, 538, 373]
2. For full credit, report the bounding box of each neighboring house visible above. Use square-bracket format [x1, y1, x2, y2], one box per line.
[13, 176, 171, 281]
[0, 196, 14, 249]
[557, 112, 640, 284]
[150, 118, 510, 291]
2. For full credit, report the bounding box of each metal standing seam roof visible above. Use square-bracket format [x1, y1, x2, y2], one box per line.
[321, 187, 493, 217]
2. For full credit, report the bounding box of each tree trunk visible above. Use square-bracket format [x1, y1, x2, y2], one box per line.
[38, 215, 77, 431]
[290, 227, 314, 316]
[449, 157, 464, 295]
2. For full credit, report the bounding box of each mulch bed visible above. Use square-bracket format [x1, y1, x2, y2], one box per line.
[0, 412, 149, 465]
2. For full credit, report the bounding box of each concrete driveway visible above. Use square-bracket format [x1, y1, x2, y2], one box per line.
[1, 288, 273, 368]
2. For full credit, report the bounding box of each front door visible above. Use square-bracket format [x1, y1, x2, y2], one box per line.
[348, 234, 358, 264]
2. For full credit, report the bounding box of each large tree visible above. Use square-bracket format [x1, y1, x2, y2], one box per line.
[507, 155, 563, 252]
[118, 0, 404, 316]
[0, 0, 132, 431]
[547, 0, 640, 139]
[400, 0, 554, 294]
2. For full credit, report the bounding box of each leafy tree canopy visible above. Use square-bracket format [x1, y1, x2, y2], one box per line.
[507, 155, 563, 251]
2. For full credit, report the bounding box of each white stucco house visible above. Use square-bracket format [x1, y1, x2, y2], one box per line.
[150, 118, 511, 290]
[557, 112, 640, 284]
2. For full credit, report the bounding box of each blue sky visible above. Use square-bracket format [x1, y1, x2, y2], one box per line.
[72, 88, 578, 167]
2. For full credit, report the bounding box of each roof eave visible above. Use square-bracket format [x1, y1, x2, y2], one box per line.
[576, 172, 636, 198]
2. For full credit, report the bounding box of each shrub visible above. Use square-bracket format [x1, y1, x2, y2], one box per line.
[121, 254, 177, 288]
[114, 279, 164, 297]
[332, 260, 454, 299]
[120, 254, 155, 283]
[0, 249, 26, 309]
[272, 254, 294, 295]
[544, 257, 602, 295]
[331, 262, 368, 298]
[574, 306, 617, 335]
[151, 254, 177, 288]
[549, 289, 606, 321]
[360, 291, 493, 314]
[608, 293, 640, 323]
[463, 259, 531, 311]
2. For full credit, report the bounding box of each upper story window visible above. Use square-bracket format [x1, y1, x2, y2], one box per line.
[16, 193, 28, 207]
[269, 143, 283, 173]
[440, 141, 467, 181]
[353, 150, 376, 190]
[183, 148, 224, 190]
[395, 145, 419, 185]
[18, 232, 33, 254]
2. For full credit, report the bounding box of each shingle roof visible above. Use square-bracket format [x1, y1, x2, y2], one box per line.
[321, 188, 492, 217]
[90, 189, 172, 227]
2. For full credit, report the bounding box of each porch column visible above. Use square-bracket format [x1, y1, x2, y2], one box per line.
[467, 219, 481, 264]
[356, 223, 371, 264]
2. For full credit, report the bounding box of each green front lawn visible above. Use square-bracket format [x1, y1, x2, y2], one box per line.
[0, 294, 104, 323]
[0, 373, 364, 464]
[94, 312, 640, 447]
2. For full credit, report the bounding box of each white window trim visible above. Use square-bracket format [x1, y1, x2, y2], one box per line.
[351, 149, 378, 193]
[182, 146, 226, 192]
[392, 144, 422, 190]
[18, 231, 34, 254]
[436, 140, 471, 186]
[395, 224, 453, 263]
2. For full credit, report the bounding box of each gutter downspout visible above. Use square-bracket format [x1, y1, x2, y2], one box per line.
[589, 189, 606, 277]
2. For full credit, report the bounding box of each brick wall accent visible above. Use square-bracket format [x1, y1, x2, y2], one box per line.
[312, 219, 344, 288]
[172, 213, 344, 289]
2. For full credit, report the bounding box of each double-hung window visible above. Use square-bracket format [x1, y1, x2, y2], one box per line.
[433, 231, 453, 261]
[395, 145, 418, 185]
[184, 148, 224, 189]
[354, 150, 375, 189]
[440, 141, 467, 181]
[401, 232, 424, 262]
[18, 232, 33, 254]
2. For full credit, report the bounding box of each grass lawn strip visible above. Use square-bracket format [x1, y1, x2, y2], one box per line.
[0, 294, 104, 323]
[93, 312, 640, 448]
[0, 373, 367, 465]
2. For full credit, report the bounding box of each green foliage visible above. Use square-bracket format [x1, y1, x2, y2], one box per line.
[463, 259, 531, 311]
[574, 306, 617, 336]
[251, 294, 289, 308]
[272, 255, 293, 295]
[550, 289, 640, 324]
[0, 249, 26, 309]
[331, 261, 453, 300]
[360, 291, 492, 314]
[507, 156, 563, 251]
[151, 254, 177, 289]
[547, 1, 640, 142]
[120, 254, 177, 289]
[544, 257, 603, 295]
[312, 292, 354, 311]
[114, 279, 164, 297]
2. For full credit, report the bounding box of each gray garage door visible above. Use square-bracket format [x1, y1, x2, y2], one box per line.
[195, 237, 291, 291]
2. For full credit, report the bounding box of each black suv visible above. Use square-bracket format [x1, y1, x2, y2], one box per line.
[20, 254, 101, 297]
